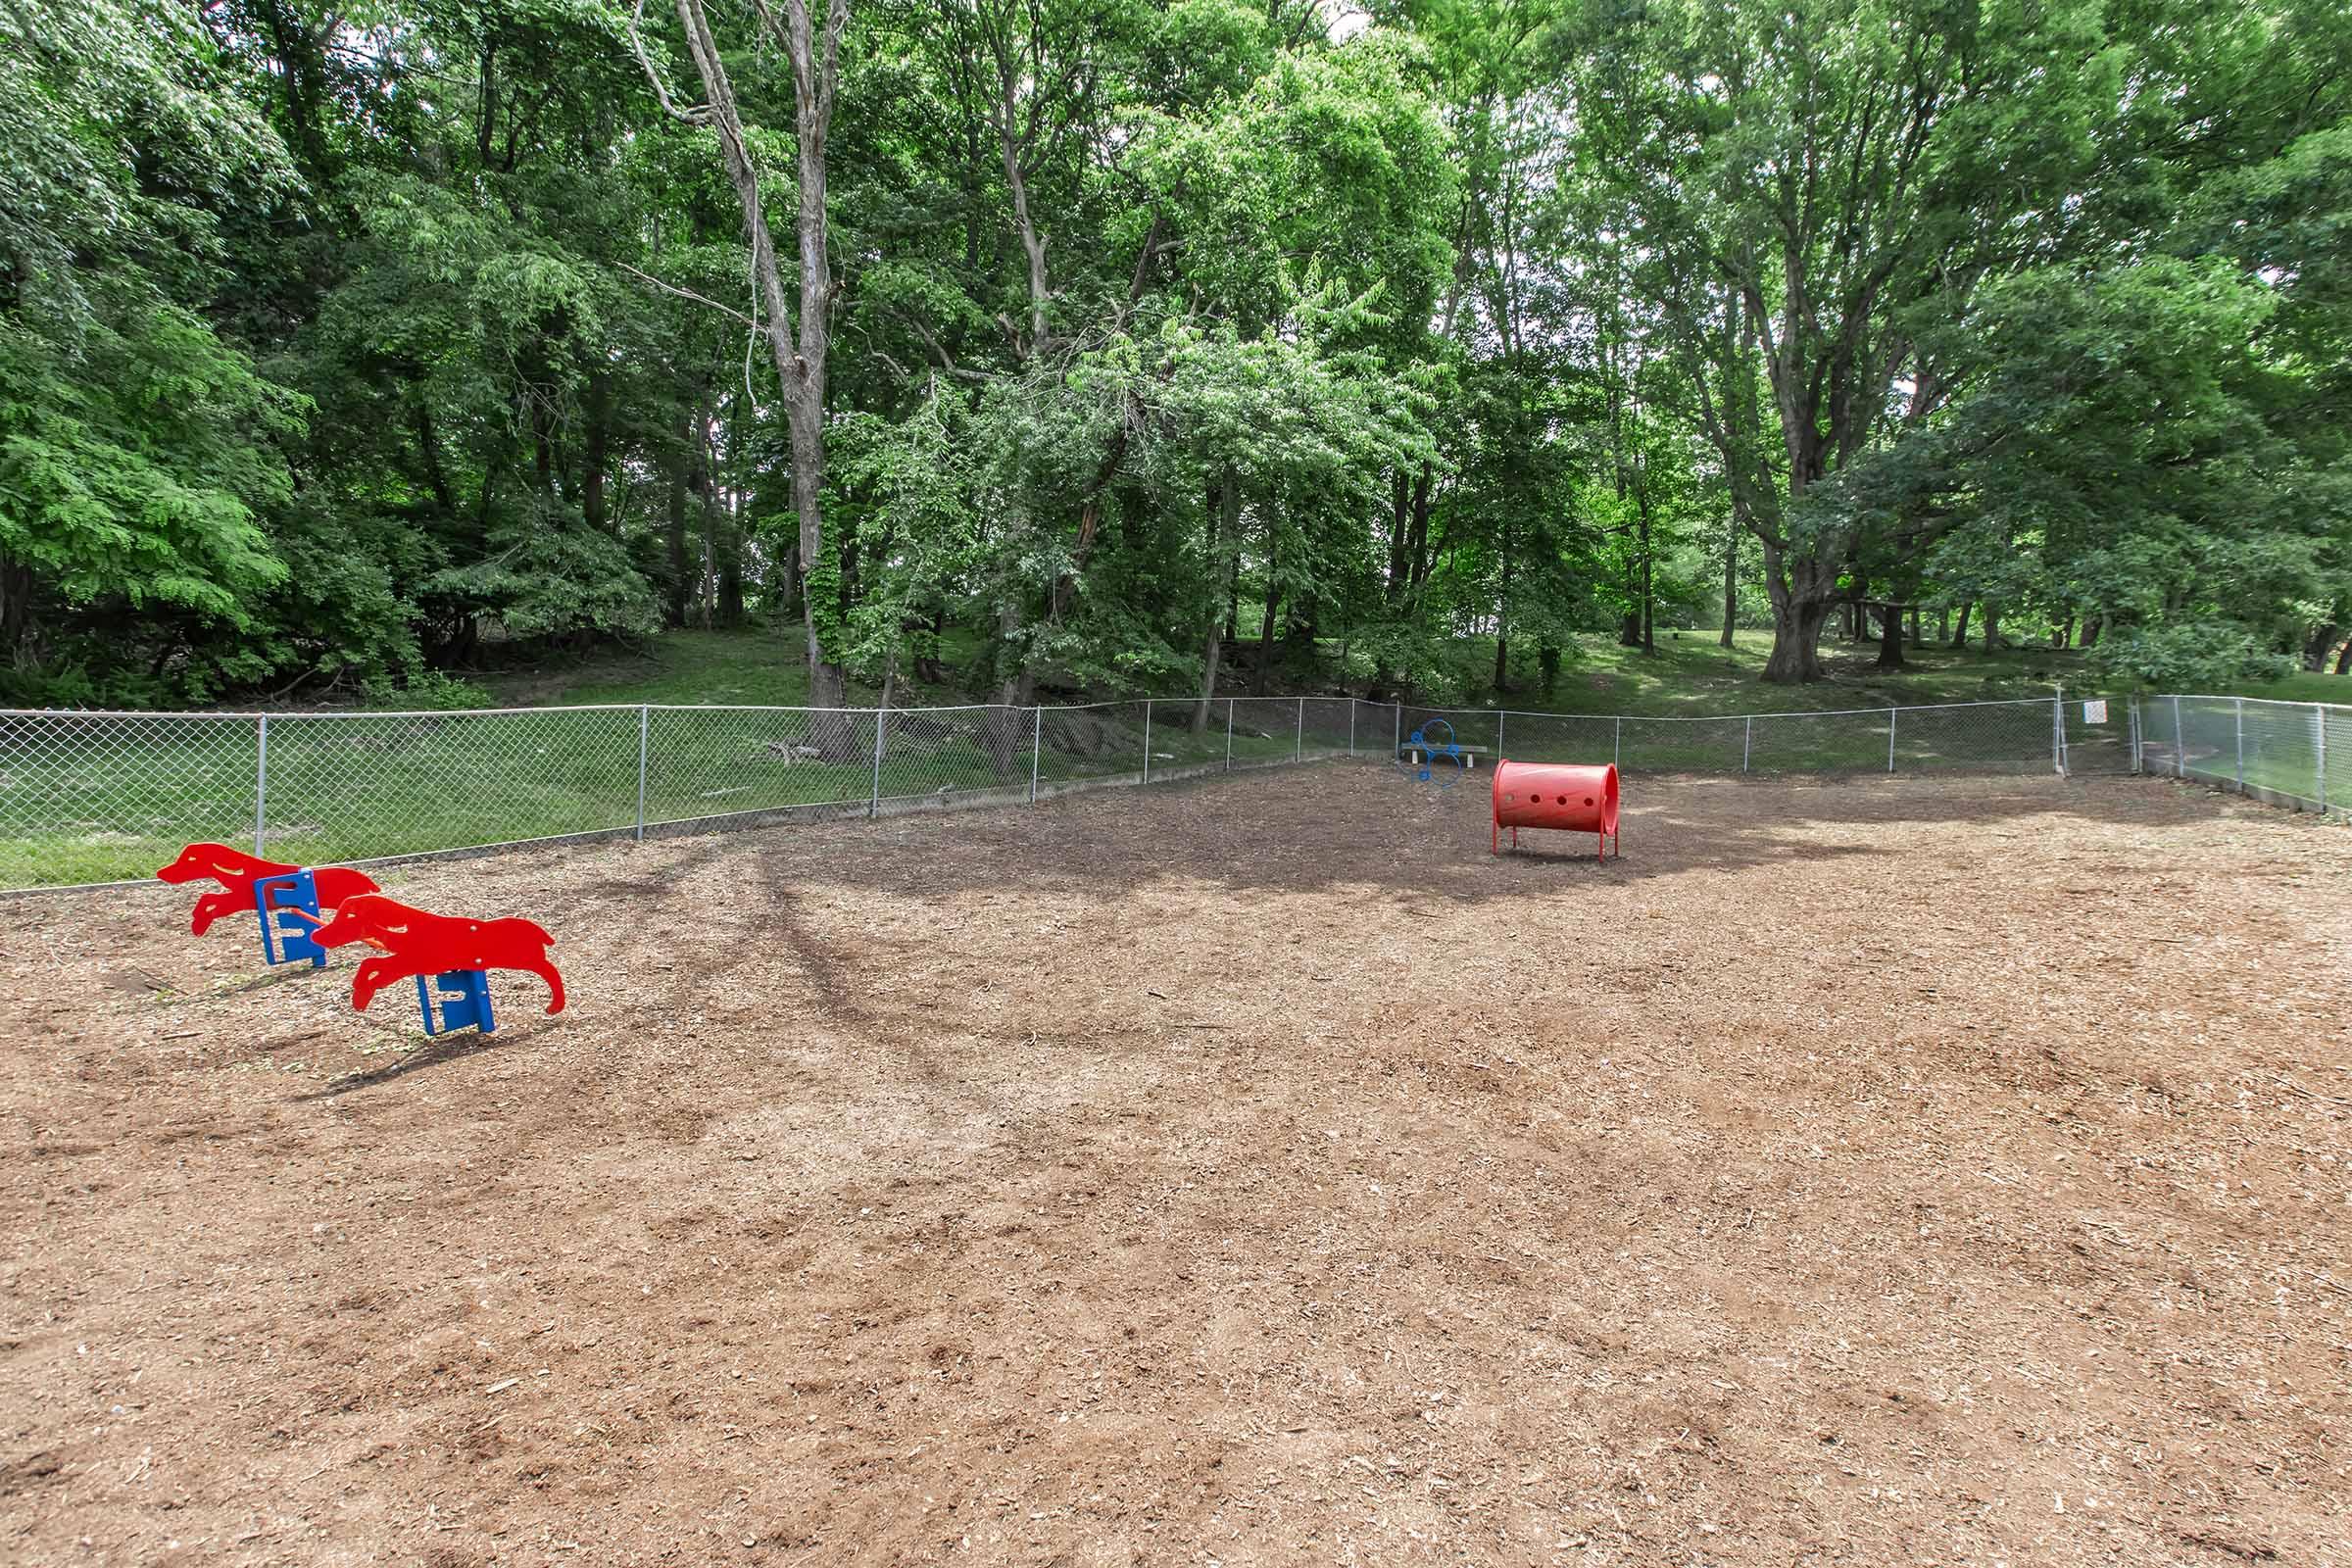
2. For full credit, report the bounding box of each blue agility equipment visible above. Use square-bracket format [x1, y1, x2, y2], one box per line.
[416, 969, 496, 1037]
[251, 870, 328, 968]
[1399, 718, 1466, 788]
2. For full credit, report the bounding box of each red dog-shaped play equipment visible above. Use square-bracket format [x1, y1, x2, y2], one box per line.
[157, 843, 380, 936]
[1492, 760, 1620, 858]
[308, 893, 565, 1022]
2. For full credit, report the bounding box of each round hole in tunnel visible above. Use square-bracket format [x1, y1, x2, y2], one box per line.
[1584, 796, 1594, 806]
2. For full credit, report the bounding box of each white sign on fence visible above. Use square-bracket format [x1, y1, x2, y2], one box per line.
[2082, 700, 2108, 723]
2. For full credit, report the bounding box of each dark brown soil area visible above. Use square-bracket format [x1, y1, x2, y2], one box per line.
[3, 767, 2348, 1566]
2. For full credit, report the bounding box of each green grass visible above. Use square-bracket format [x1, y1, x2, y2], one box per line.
[2235, 668, 2352, 706]
[1453, 628, 2125, 716]
[8, 626, 2344, 891]
[0, 696, 1356, 889]
[483, 628, 823, 710]
[481, 624, 2352, 719]
[479, 626, 984, 710]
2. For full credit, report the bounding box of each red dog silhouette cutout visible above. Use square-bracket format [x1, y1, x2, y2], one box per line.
[307, 893, 565, 1016]
[156, 843, 380, 934]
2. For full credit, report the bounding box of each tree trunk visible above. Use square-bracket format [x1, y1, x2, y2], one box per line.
[1252, 573, 1282, 695]
[1194, 471, 1239, 733]
[981, 602, 1032, 780]
[1938, 608, 1950, 644]
[582, 370, 613, 532]
[1761, 596, 1833, 682]
[1757, 539, 1836, 682]
[1720, 506, 1739, 649]
[2082, 613, 2103, 650]
[1636, 483, 1655, 654]
[715, 534, 744, 627]
[1406, 463, 1434, 593]
[1983, 605, 2002, 652]
[1492, 529, 1511, 691]
[1953, 602, 1972, 648]
[988, 600, 1033, 710]
[700, 426, 746, 629]
[1876, 603, 1905, 668]
[1385, 469, 1410, 603]
[663, 455, 692, 628]
[2336, 637, 2352, 675]
[2301, 621, 2339, 671]
[0, 560, 32, 661]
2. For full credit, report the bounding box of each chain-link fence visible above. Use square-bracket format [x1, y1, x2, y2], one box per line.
[3, 691, 2338, 891]
[2136, 695, 2348, 815]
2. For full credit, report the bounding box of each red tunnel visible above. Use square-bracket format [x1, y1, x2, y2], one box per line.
[1492, 760, 1620, 858]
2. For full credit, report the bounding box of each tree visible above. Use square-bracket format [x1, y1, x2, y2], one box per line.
[1573, 0, 2115, 680]
[0, 0, 305, 689]
[630, 0, 853, 708]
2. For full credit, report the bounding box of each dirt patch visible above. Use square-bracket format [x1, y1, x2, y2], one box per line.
[2, 768, 2348, 1566]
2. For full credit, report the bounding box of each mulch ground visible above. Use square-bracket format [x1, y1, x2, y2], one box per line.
[3, 766, 2349, 1567]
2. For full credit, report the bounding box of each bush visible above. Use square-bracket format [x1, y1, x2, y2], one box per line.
[2084, 623, 2297, 690]
[356, 671, 494, 710]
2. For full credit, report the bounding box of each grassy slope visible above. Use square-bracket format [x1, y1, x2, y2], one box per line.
[485, 628, 826, 710]
[486, 626, 2352, 716]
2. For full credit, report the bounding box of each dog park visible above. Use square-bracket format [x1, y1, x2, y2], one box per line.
[13, 0, 2352, 1558]
[3, 692, 2349, 1567]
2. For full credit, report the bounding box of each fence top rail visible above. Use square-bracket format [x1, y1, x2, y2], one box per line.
[1432, 696, 2070, 724]
[659, 702, 1020, 716]
[2168, 693, 2352, 713]
[0, 700, 1035, 722]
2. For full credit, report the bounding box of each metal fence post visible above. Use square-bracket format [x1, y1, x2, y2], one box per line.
[1742, 715, 1752, 774]
[2129, 699, 2141, 774]
[1142, 700, 1152, 783]
[1226, 699, 1235, 770]
[1295, 697, 1303, 762]
[1496, 709, 1506, 760]
[1393, 703, 1400, 759]
[1348, 701, 1355, 758]
[2051, 689, 2063, 775]
[2173, 695, 2185, 778]
[1028, 707, 1042, 804]
[635, 705, 650, 841]
[254, 714, 269, 855]
[1614, 715, 1622, 768]
[869, 708, 885, 818]
[2319, 705, 2329, 814]
[2314, 705, 2332, 817]
[2234, 697, 2245, 792]
[1886, 708, 1897, 773]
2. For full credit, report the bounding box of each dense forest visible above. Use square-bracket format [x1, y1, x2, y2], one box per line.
[2, 0, 2347, 710]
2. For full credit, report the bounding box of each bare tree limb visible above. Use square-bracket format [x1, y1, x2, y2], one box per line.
[619, 263, 755, 328]
[621, 0, 710, 125]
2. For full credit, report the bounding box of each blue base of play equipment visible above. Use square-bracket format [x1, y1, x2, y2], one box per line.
[252, 871, 326, 968]
[416, 969, 495, 1037]
[1399, 720, 1466, 787]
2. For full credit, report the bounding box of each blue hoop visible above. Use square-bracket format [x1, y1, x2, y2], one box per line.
[1401, 719, 1464, 789]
